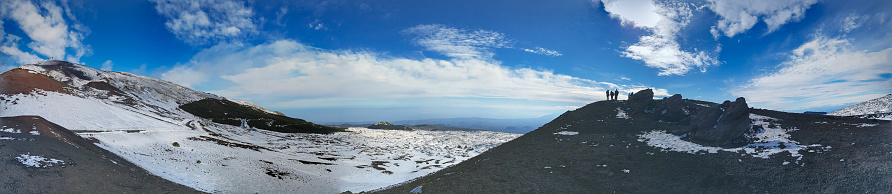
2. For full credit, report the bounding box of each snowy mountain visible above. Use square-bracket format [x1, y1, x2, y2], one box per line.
[828, 94, 892, 120]
[0, 59, 521, 193]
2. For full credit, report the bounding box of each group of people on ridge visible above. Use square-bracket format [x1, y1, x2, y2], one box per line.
[606, 89, 619, 101]
[606, 89, 636, 101]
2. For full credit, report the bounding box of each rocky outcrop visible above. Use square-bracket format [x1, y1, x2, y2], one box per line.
[627, 89, 655, 114]
[687, 97, 752, 146]
[628, 89, 654, 103]
[658, 94, 686, 122]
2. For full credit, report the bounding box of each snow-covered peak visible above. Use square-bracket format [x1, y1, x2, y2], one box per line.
[17, 60, 218, 105]
[828, 94, 892, 120]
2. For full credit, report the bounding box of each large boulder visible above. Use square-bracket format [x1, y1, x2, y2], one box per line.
[688, 97, 752, 146]
[627, 89, 656, 114]
[658, 94, 686, 122]
[628, 89, 654, 103]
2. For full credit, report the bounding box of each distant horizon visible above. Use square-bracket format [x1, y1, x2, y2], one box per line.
[1, 0, 890, 122]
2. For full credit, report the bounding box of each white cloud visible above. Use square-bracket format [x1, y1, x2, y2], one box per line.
[404, 24, 566, 59]
[100, 60, 113, 71]
[403, 24, 513, 59]
[600, 0, 661, 28]
[163, 40, 668, 108]
[601, 0, 717, 76]
[161, 66, 207, 88]
[707, 0, 818, 38]
[0, 0, 90, 64]
[308, 19, 326, 30]
[149, 0, 257, 44]
[523, 47, 562, 57]
[0, 34, 42, 64]
[841, 14, 866, 34]
[733, 36, 892, 110]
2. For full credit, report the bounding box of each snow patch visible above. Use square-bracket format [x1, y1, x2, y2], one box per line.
[554, 131, 579, 136]
[616, 108, 630, 119]
[1, 127, 22, 133]
[16, 153, 65, 168]
[853, 123, 878, 128]
[637, 114, 824, 161]
[410, 185, 423, 194]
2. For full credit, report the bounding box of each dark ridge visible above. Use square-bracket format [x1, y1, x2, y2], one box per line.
[375, 91, 892, 194]
[180, 98, 346, 134]
[289, 159, 335, 165]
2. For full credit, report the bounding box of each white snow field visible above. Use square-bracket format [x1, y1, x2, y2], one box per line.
[0, 60, 522, 193]
[83, 125, 518, 193]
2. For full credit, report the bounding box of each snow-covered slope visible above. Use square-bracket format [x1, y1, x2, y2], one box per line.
[83, 126, 518, 193]
[828, 94, 892, 120]
[0, 60, 521, 193]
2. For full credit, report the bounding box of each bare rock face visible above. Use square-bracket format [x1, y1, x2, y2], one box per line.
[627, 89, 655, 114]
[658, 94, 686, 122]
[688, 97, 752, 146]
[628, 89, 654, 103]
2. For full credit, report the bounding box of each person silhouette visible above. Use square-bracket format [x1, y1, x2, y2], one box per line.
[614, 89, 619, 100]
[606, 90, 610, 101]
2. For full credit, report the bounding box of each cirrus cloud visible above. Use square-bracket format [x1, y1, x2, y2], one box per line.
[733, 36, 892, 110]
[149, 0, 257, 45]
[403, 24, 564, 58]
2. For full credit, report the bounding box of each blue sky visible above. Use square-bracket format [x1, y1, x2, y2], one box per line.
[1, 0, 890, 122]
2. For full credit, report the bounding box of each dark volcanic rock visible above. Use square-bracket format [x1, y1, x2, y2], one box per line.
[628, 89, 654, 103]
[688, 97, 751, 146]
[627, 89, 656, 114]
[180, 98, 346, 134]
[658, 94, 686, 122]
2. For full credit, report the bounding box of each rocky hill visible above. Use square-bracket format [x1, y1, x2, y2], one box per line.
[368, 121, 413, 130]
[378, 90, 892, 193]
